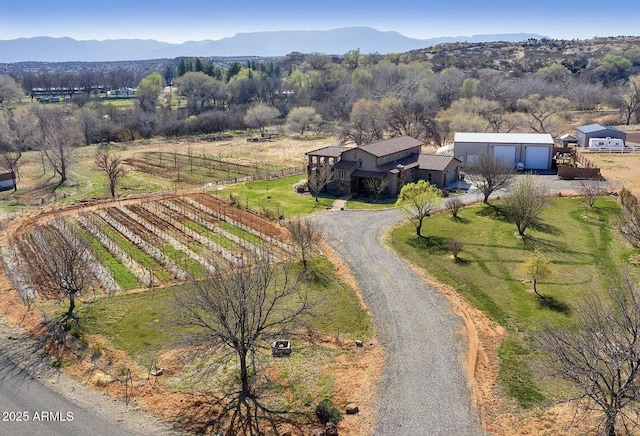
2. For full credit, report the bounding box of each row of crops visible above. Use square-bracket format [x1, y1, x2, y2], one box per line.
[2, 193, 295, 302]
[124, 152, 306, 185]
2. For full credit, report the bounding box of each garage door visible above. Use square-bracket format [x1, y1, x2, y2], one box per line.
[524, 147, 549, 169]
[493, 146, 516, 166]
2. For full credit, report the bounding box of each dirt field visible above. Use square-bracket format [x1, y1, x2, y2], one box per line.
[583, 150, 640, 195]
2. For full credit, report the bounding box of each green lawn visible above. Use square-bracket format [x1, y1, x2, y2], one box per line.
[77, 257, 372, 364]
[389, 196, 635, 407]
[214, 175, 333, 217]
[215, 174, 402, 217]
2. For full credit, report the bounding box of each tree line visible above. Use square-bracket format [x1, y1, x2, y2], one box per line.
[2, 43, 640, 183]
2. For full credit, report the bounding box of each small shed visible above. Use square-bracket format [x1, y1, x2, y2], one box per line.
[576, 124, 626, 147]
[0, 172, 16, 191]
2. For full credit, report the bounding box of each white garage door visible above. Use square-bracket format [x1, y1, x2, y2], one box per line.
[525, 147, 549, 169]
[493, 146, 516, 166]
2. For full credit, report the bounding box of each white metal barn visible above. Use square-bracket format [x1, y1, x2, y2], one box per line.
[452, 132, 554, 170]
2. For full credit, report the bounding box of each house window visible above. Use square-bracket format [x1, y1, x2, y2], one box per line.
[339, 169, 347, 180]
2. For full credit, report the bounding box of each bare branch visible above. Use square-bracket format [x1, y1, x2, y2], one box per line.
[465, 154, 515, 203]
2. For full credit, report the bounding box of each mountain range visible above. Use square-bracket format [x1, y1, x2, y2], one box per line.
[0, 27, 547, 63]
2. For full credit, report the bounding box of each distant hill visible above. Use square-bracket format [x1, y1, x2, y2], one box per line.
[0, 27, 547, 62]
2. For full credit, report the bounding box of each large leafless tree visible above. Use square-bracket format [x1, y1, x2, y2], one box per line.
[243, 102, 280, 136]
[307, 163, 334, 203]
[35, 108, 82, 184]
[95, 148, 125, 198]
[285, 218, 320, 268]
[32, 221, 92, 318]
[0, 107, 37, 187]
[175, 249, 312, 434]
[504, 175, 549, 237]
[538, 274, 640, 436]
[465, 154, 515, 204]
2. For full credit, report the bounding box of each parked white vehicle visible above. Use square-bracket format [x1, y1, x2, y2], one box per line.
[588, 137, 625, 150]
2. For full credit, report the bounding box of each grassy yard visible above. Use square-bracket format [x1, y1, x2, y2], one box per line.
[214, 175, 333, 217]
[77, 257, 372, 364]
[216, 174, 399, 218]
[389, 196, 635, 407]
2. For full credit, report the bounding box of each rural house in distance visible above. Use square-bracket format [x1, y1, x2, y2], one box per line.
[305, 136, 460, 196]
[576, 124, 627, 148]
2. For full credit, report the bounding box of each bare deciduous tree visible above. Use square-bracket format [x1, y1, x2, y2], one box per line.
[445, 196, 465, 218]
[33, 220, 92, 318]
[0, 107, 38, 188]
[175, 249, 312, 434]
[35, 108, 82, 184]
[505, 175, 549, 237]
[0, 75, 23, 108]
[307, 163, 334, 203]
[244, 102, 280, 136]
[618, 75, 640, 125]
[363, 177, 388, 201]
[448, 238, 464, 261]
[578, 178, 608, 209]
[341, 98, 386, 145]
[95, 148, 125, 198]
[465, 154, 515, 203]
[616, 188, 640, 248]
[285, 218, 320, 268]
[538, 274, 640, 436]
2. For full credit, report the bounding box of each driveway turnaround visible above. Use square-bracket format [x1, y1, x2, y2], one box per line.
[309, 208, 483, 436]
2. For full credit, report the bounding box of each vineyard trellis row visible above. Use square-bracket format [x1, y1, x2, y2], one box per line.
[2, 192, 298, 304]
[125, 151, 306, 186]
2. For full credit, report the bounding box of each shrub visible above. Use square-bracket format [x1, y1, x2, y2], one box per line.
[446, 197, 465, 218]
[448, 238, 464, 260]
[293, 179, 308, 193]
[315, 399, 343, 424]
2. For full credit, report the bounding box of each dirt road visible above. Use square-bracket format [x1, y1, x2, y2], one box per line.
[308, 208, 483, 436]
[0, 319, 180, 436]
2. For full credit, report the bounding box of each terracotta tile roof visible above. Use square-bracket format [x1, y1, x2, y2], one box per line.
[359, 136, 423, 157]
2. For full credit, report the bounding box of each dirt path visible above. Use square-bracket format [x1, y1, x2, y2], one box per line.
[308, 208, 483, 435]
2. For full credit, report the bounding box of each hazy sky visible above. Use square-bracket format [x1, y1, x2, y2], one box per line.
[1, 0, 638, 43]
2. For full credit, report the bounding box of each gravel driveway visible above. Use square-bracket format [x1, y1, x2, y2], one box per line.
[308, 208, 483, 436]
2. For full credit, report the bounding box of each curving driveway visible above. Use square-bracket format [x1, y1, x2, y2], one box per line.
[308, 208, 483, 436]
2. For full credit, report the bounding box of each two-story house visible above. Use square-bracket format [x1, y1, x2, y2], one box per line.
[305, 136, 460, 196]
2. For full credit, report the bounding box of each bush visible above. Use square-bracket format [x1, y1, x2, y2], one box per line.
[446, 197, 465, 218]
[293, 179, 308, 193]
[315, 399, 343, 424]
